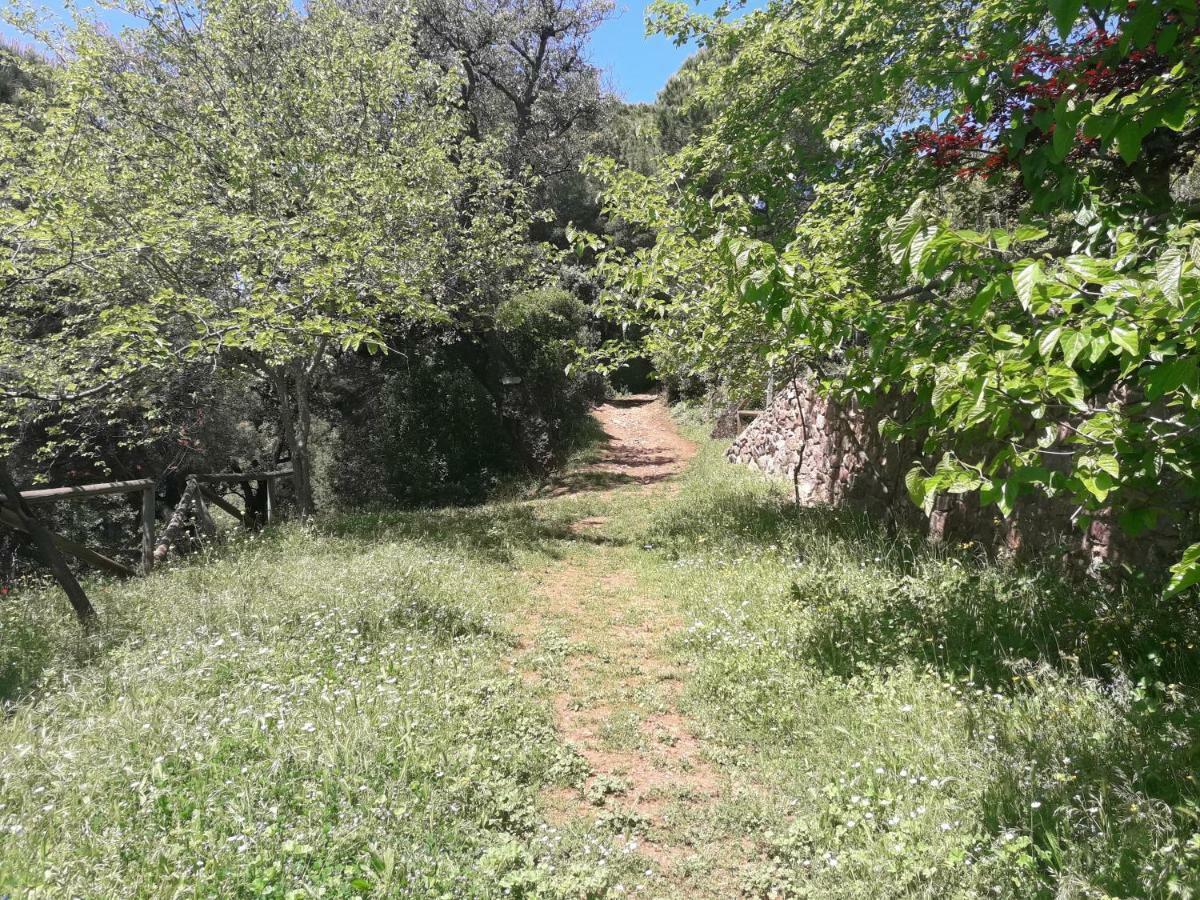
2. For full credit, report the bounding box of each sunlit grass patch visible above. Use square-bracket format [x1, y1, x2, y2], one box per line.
[630, 427, 1200, 898]
[5, 416, 1199, 897]
[0, 522, 643, 897]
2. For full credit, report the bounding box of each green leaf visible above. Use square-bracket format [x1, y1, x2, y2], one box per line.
[1048, 0, 1083, 38]
[1082, 113, 1117, 139]
[967, 281, 998, 320]
[1038, 326, 1062, 360]
[908, 226, 938, 272]
[931, 375, 960, 415]
[1127, 0, 1159, 48]
[996, 478, 1020, 517]
[1046, 365, 1089, 410]
[1158, 23, 1180, 55]
[1078, 470, 1114, 502]
[905, 465, 928, 508]
[1012, 225, 1049, 243]
[1142, 356, 1198, 400]
[1060, 329, 1088, 366]
[1053, 128, 1072, 164]
[1062, 255, 1115, 284]
[1095, 453, 1120, 478]
[1014, 259, 1043, 309]
[1156, 249, 1184, 304]
[1110, 323, 1140, 357]
[887, 206, 925, 265]
[1119, 507, 1158, 536]
[1166, 542, 1200, 596]
[1115, 120, 1144, 164]
[1161, 92, 1191, 131]
[952, 229, 987, 245]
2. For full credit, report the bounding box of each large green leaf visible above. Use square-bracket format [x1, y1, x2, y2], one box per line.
[1143, 356, 1198, 401]
[1063, 255, 1115, 284]
[904, 465, 928, 508]
[1048, 0, 1083, 38]
[1014, 259, 1043, 310]
[1110, 323, 1140, 357]
[1115, 120, 1145, 164]
[1059, 329, 1088, 367]
[1166, 542, 1200, 595]
[1157, 249, 1184, 304]
[1038, 325, 1062, 360]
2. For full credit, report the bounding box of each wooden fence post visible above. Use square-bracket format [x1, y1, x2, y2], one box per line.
[141, 485, 156, 575]
[0, 459, 97, 626]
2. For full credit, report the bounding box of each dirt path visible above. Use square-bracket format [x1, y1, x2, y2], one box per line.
[584, 396, 697, 488]
[539, 395, 697, 501]
[511, 396, 745, 894]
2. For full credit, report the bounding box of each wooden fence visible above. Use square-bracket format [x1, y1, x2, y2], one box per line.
[0, 467, 293, 580]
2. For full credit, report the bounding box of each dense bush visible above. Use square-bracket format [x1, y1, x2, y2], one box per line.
[331, 288, 603, 507]
[331, 354, 516, 506]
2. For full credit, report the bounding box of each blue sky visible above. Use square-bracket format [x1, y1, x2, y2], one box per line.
[2, 0, 701, 104]
[587, 2, 696, 104]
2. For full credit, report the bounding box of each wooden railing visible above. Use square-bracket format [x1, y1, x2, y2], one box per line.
[1, 478, 154, 577]
[0, 467, 293, 581]
[193, 468, 291, 528]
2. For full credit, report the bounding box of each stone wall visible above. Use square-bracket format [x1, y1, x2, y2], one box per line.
[725, 382, 912, 514]
[724, 380, 1182, 572]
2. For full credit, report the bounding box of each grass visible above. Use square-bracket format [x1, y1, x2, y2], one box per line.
[2, 415, 1199, 897]
[614, 429, 1200, 898]
[0, 525, 643, 896]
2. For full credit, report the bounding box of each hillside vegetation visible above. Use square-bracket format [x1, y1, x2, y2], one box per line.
[2, 0, 1200, 895]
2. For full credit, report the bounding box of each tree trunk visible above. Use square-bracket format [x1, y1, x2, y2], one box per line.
[274, 366, 316, 518]
[154, 478, 199, 562]
[0, 458, 97, 627]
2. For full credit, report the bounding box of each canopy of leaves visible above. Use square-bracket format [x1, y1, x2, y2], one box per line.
[583, 0, 1200, 587]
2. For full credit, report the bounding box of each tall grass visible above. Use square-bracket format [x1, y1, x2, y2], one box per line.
[625, 436, 1200, 898]
[0, 524, 640, 896]
[4, 424, 1199, 896]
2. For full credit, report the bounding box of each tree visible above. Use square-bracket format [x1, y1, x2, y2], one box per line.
[1, 0, 469, 516]
[584, 0, 1200, 585]
[331, 0, 614, 474]
[409, 0, 611, 187]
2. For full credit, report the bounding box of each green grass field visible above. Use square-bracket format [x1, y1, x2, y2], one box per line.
[0, 521, 643, 896]
[628, 437, 1200, 897]
[2, 418, 1198, 897]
